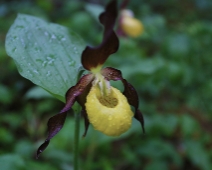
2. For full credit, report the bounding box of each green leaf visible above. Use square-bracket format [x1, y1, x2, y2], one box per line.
[25, 86, 52, 99]
[0, 154, 25, 170]
[185, 140, 211, 170]
[0, 84, 12, 104]
[5, 14, 85, 102]
[85, 3, 104, 21]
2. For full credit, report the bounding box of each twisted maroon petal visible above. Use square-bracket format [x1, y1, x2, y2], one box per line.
[122, 79, 145, 133]
[36, 74, 94, 158]
[81, 0, 119, 70]
[36, 112, 67, 159]
[60, 74, 94, 113]
[81, 108, 90, 137]
[101, 67, 145, 133]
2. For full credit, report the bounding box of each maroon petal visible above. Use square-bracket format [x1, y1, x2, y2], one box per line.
[36, 140, 49, 159]
[101, 67, 145, 133]
[81, 108, 90, 137]
[122, 79, 139, 108]
[122, 79, 145, 133]
[60, 74, 94, 113]
[36, 112, 67, 158]
[81, 0, 119, 70]
[134, 109, 145, 132]
[101, 67, 123, 81]
[36, 74, 94, 158]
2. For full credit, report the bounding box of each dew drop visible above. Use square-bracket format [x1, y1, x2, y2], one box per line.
[27, 70, 33, 77]
[33, 69, 39, 74]
[73, 46, 79, 54]
[64, 79, 68, 83]
[20, 38, 26, 48]
[61, 37, 66, 41]
[44, 31, 49, 36]
[68, 60, 76, 66]
[42, 61, 47, 67]
[47, 55, 55, 66]
[12, 47, 17, 52]
[48, 59, 54, 65]
[51, 34, 56, 39]
[46, 71, 51, 77]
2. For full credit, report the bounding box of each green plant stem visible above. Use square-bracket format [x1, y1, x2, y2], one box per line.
[73, 69, 84, 170]
[74, 106, 80, 170]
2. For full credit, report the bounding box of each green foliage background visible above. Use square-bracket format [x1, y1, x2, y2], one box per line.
[1, 0, 212, 169]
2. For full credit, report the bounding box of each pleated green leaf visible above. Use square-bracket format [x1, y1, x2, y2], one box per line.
[5, 14, 85, 102]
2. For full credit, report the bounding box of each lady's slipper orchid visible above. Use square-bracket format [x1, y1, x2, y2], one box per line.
[118, 9, 144, 37]
[36, 0, 144, 158]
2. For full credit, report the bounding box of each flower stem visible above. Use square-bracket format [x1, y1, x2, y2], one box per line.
[74, 108, 80, 170]
[74, 69, 84, 170]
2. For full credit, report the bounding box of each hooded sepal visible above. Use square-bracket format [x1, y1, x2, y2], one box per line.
[81, 0, 119, 70]
[99, 0, 117, 35]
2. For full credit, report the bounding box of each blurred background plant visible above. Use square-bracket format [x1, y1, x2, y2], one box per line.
[1, 0, 212, 170]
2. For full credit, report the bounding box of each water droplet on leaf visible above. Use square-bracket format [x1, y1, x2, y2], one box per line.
[33, 69, 39, 74]
[68, 60, 76, 66]
[46, 71, 51, 77]
[51, 34, 56, 39]
[12, 47, 17, 52]
[44, 31, 49, 36]
[27, 70, 33, 77]
[61, 38, 66, 41]
[20, 38, 26, 48]
[42, 61, 47, 67]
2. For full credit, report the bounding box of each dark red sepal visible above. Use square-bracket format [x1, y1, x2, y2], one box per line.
[122, 79, 139, 108]
[60, 74, 94, 113]
[81, 108, 90, 137]
[101, 67, 122, 81]
[99, 0, 117, 34]
[36, 112, 67, 158]
[81, 0, 119, 70]
[36, 74, 93, 158]
[134, 110, 145, 133]
[101, 67, 145, 133]
[122, 79, 145, 133]
[36, 140, 50, 159]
